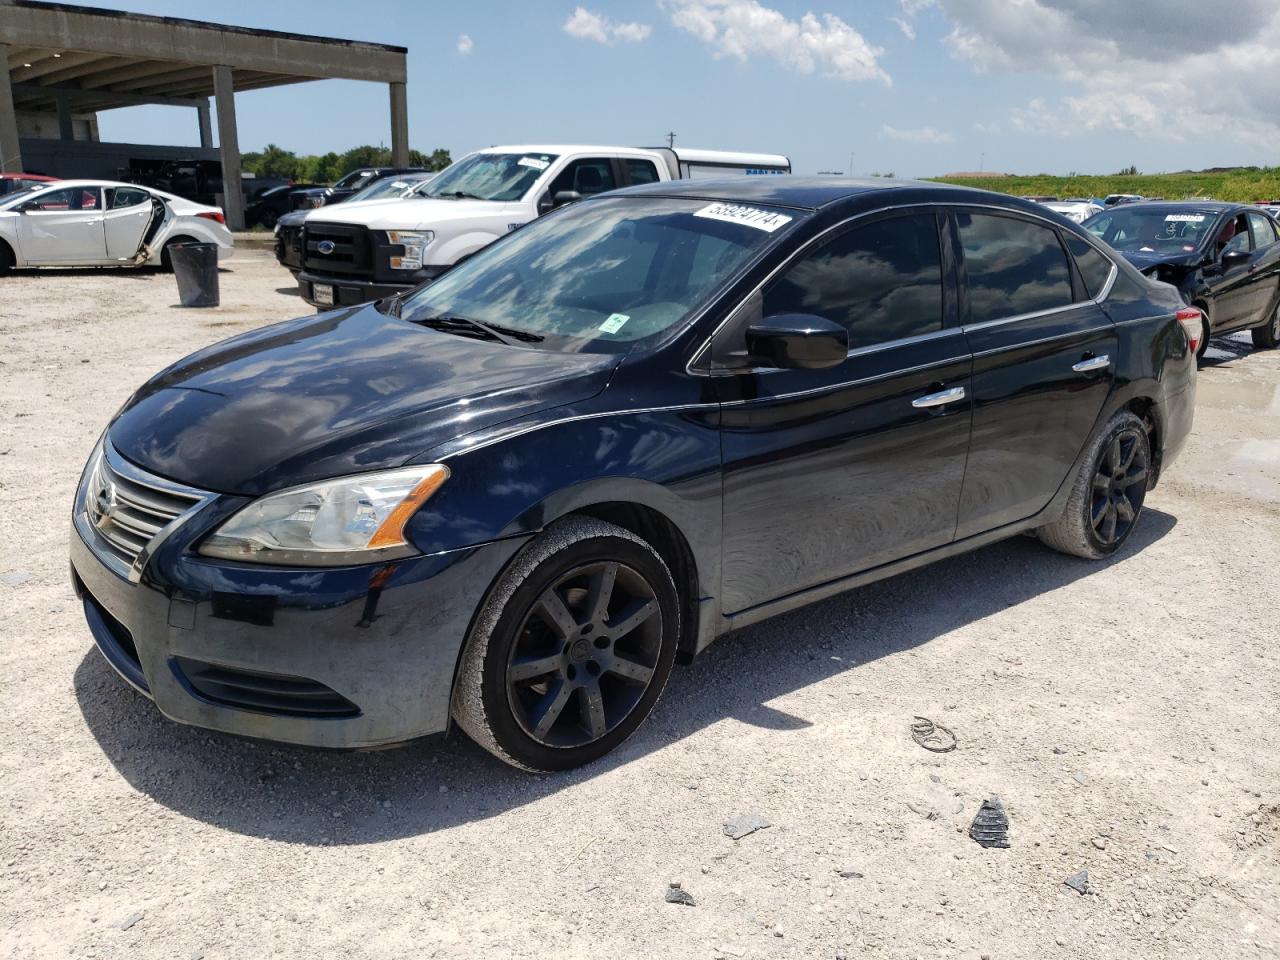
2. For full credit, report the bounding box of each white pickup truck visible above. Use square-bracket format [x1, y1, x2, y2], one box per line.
[293, 144, 790, 308]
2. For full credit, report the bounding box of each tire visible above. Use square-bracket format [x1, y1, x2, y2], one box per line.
[1195, 307, 1211, 361]
[159, 236, 197, 272]
[1037, 410, 1152, 560]
[452, 516, 681, 771]
[1252, 299, 1280, 350]
[260, 209, 279, 230]
[0, 240, 13, 275]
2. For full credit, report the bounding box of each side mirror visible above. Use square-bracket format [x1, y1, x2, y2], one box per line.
[552, 190, 581, 208]
[746, 314, 848, 369]
[1221, 248, 1251, 270]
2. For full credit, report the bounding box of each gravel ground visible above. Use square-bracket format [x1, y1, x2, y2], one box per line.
[1, 252, 1278, 959]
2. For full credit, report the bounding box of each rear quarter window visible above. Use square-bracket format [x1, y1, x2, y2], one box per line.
[1062, 233, 1116, 299]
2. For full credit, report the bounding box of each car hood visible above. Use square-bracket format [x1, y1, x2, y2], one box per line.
[1117, 248, 1204, 271]
[307, 196, 519, 230]
[276, 210, 308, 228]
[108, 304, 618, 496]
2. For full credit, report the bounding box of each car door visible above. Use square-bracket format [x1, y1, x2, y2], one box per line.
[1244, 212, 1280, 322]
[951, 208, 1117, 540]
[15, 186, 107, 263]
[103, 186, 155, 260]
[713, 210, 973, 614]
[1204, 211, 1254, 331]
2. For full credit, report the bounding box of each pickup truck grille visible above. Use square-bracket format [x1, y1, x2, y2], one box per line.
[303, 223, 372, 276]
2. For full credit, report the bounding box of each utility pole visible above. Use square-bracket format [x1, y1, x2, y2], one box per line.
[666, 131, 677, 148]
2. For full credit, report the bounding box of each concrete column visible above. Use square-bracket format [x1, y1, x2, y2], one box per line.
[212, 65, 245, 231]
[389, 81, 409, 167]
[0, 44, 25, 173]
[196, 99, 213, 148]
[55, 91, 74, 140]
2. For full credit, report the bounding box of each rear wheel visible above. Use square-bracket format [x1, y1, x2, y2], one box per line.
[0, 240, 13, 275]
[159, 236, 197, 272]
[452, 516, 680, 771]
[1252, 300, 1280, 350]
[1038, 411, 1152, 560]
[1195, 307, 1211, 361]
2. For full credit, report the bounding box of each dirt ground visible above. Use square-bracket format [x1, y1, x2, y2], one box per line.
[1, 250, 1278, 959]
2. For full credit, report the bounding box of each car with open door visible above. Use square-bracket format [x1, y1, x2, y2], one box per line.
[71, 178, 1194, 770]
[0, 179, 232, 273]
[1084, 201, 1280, 357]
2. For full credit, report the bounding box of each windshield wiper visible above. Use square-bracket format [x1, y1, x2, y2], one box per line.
[414, 315, 543, 345]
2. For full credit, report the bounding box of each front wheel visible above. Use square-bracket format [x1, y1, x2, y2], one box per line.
[452, 516, 681, 771]
[1037, 411, 1152, 560]
[1252, 300, 1280, 350]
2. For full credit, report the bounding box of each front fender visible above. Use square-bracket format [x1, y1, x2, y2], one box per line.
[400, 403, 723, 616]
[428, 229, 502, 269]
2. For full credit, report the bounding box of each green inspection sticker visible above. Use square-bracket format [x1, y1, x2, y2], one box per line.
[599, 313, 630, 334]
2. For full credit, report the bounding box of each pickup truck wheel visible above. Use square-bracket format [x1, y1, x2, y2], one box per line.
[452, 516, 680, 772]
[1252, 300, 1280, 350]
[1037, 411, 1151, 560]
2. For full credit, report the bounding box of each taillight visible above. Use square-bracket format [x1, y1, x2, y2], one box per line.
[1176, 307, 1203, 353]
[197, 211, 226, 225]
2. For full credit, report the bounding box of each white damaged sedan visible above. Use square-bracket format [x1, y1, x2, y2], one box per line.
[0, 179, 233, 274]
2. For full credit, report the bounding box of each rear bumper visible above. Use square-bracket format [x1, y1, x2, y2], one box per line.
[71, 517, 529, 750]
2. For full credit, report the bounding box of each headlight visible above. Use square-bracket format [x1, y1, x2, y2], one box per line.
[388, 230, 434, 270]
[198, 465, 448, 566]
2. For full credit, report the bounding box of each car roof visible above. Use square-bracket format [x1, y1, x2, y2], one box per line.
[1107, 200, 1236, 213]
[610, 175, 1003, 211]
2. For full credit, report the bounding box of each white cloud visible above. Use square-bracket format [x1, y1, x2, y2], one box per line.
[931, 0, 1280, 141]
[664, 0, 890, 85]
[456, 34, 473, 55]
[890, 16, 916, 40]
[881, 124, 955, 144]
[563, 7, 652, 45]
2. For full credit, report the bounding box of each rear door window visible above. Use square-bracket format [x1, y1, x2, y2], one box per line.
[625, 159, 661, 186]
[108, 187, 150, 209]
[763, 212, 944, 350]
[1061, 233, 1116, 300]
[1248, 212, 1278, 249]
[957, 212, 1073, 323]
[548, 158, 617, 197]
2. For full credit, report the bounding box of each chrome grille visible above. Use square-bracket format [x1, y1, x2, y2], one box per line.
[76, 442, 213, 582]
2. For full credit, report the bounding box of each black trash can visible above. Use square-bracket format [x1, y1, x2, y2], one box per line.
[169, 242, 220, 308]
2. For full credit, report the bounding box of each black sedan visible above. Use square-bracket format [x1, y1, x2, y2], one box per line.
[289, 166, 429, 210]
[245, 183, 321, 229]
[72, 179, 1196, 770]
[1084, 201, 1280, 357]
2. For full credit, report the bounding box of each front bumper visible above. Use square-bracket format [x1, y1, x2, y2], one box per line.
[298, 267, 447, 309]
[70, 495, 528, 750]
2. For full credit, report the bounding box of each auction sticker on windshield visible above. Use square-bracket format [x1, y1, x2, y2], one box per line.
[599, 313, 629, 334]
[1165, 214, 1206, 222]
[518, 157, 550, 171]
[694, 203, 792, 233]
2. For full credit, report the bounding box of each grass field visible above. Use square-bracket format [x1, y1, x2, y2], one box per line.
[931, 168, 1280, 203]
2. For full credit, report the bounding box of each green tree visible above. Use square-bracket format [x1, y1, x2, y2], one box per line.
[410, 148, 452, 171]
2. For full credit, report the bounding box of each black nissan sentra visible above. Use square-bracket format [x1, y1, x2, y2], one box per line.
[72, 178, 1197, 770]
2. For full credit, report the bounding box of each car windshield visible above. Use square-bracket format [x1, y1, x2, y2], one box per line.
[333, 170, 377, 190]
[422, 152, 558, 202]
[1085, 208, 1217, 251]
[392, 196, 802, 353]
[347, 178, 422, 203]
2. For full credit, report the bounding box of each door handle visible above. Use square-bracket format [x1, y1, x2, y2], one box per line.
[1072, 354, 1111, 373]
[912, 386, 966, 409]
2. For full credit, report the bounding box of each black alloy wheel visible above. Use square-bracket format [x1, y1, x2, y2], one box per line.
[452, 516, 680, 771]
[1253, 300, 1280, 349]
[506, 561, 662, 748]
[1089, 426, 1149, 547]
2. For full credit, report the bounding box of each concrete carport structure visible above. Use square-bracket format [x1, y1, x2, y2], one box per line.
[0, 0, 409, 229]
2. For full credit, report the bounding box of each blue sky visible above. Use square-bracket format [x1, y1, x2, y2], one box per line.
[86, 1, 1280, 177]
